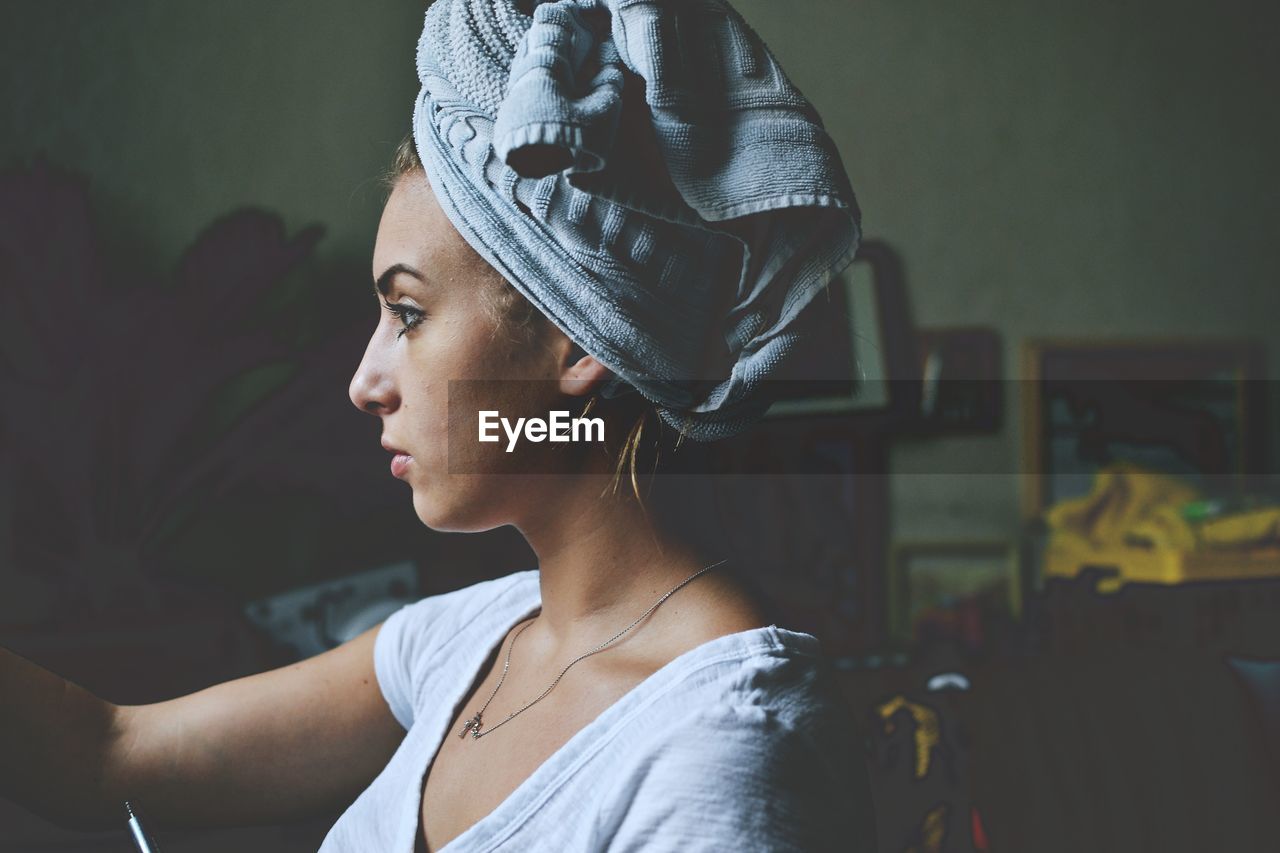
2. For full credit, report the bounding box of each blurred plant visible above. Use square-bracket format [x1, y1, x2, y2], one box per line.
[0, 157, 410, 626]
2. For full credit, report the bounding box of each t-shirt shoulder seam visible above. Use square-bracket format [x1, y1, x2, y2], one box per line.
[420, 569, 540, 666]
[386, 570, 539, 727]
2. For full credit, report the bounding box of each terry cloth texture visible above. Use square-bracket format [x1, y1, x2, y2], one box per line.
[317, 569, 878, 851]
[412, 0, 862, 441]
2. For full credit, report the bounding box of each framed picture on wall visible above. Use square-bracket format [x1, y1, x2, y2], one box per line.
[762, 239, 919, 426]
[909, 325, 1003, 434]
[1020, 338, 1267, 519]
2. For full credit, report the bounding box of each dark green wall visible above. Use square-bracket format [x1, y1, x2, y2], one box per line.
[2, 0, 424, 278]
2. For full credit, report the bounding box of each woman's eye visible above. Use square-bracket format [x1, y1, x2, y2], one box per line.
[382, 301, 425, 338]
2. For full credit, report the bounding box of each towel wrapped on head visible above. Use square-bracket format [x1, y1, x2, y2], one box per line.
[413, 0, 861, 440]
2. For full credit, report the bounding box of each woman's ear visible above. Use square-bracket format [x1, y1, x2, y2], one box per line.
[556, 336, 614, 398]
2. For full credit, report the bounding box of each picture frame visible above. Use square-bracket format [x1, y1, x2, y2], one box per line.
[889, 539, 1021, 650]
[762, 239, 919, 427]
[898, 325, 1004, 435]
[1020, 338, 1267, 519]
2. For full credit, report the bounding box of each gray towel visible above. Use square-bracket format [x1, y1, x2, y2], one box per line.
[413, 0, 861, 440]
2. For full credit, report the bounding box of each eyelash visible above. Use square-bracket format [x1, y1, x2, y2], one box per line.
[382, 300, 425, 339]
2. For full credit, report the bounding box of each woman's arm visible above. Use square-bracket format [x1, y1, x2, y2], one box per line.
[0, 643, 117, 828]
[0, 622, 406, 832]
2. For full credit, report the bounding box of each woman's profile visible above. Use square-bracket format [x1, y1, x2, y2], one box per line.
[1, 1, 876, 850]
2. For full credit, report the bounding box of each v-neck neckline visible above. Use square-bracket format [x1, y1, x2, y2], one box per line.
[409, 572, 818, 853]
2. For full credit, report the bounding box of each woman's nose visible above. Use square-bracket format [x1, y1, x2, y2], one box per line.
[348, 334, 399, 415]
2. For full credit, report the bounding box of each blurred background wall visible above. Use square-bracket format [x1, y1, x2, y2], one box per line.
[5, 0, 1276, 547]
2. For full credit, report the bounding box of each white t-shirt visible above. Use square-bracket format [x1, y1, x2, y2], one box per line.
[319, 569, 876, 852]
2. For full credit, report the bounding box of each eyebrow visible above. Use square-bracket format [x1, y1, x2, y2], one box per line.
[373, 263, 425, 299]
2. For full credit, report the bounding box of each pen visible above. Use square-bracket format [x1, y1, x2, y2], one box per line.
[124, 800, 162, 853]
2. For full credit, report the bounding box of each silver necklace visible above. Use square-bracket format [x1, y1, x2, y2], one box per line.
[458, 558, 729, 741]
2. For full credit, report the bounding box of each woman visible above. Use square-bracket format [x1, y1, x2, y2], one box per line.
[1, 1, 875, 850]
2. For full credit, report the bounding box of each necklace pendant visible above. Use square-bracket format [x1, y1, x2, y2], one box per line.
[458, 714, 482, 740]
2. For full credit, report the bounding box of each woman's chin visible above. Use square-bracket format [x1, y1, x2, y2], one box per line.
[410, 489, 450, 531]
[410, 487, 496, 533]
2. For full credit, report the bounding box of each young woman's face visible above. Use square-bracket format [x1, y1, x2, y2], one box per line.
[348, 169, 571, 532]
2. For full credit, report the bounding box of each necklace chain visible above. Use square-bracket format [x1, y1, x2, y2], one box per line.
[457, 558, 729, 741]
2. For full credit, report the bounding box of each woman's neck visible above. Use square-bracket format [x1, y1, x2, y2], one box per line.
[510, 473, 737, 657]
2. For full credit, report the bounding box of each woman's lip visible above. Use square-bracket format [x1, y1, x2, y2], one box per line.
[391, 453, 413, 478]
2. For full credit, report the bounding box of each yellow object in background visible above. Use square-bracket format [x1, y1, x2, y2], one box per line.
[1197, 506, 1280, 549]
[1041, 461, 1280, 591]
[877, 695, 941, 780]
[1044, 460, 1201, 549]
[1126, 504, 1200, 551]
